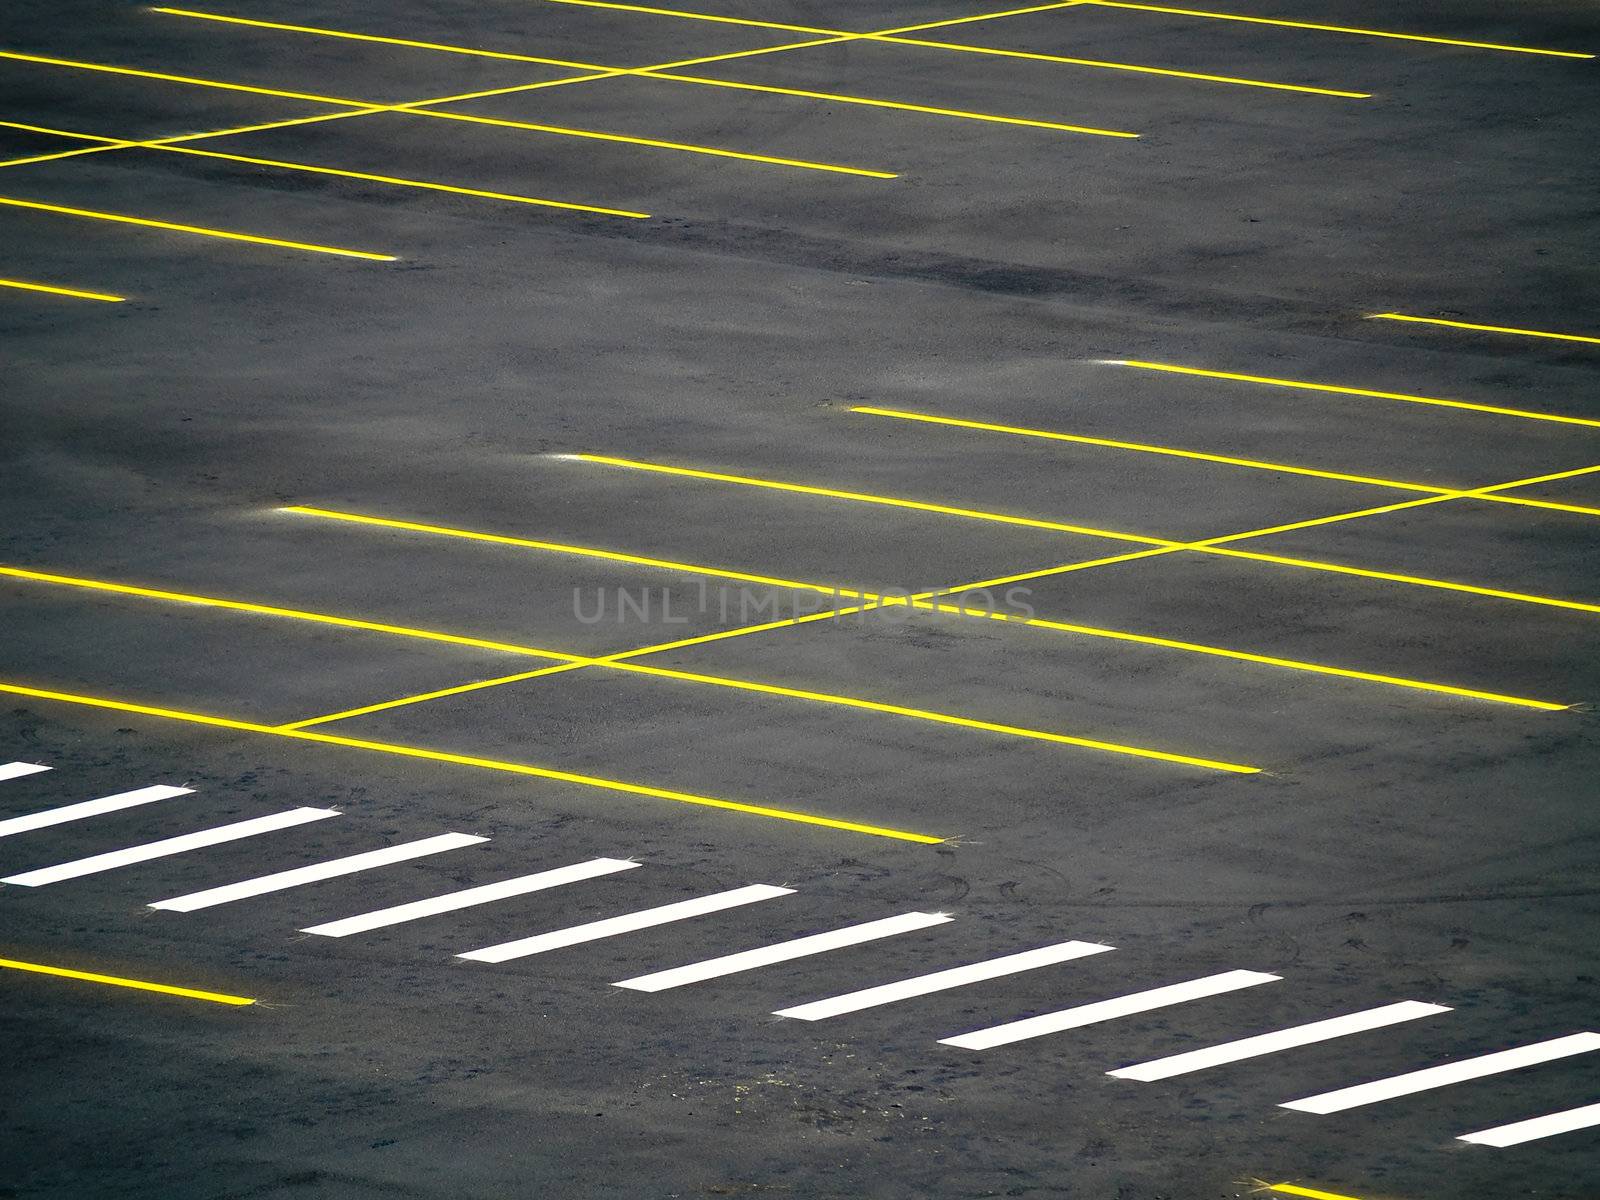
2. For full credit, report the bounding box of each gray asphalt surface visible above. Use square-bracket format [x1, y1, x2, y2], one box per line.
[2, 2, 1599, 1197]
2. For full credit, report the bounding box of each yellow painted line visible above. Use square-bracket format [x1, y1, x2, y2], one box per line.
[1079, 2, 1594, 58]
[576, 454, 1169, 544]
[280, 504, 1563, 710]
[1370, 313, 1600, 346]
[573, 454, 1600, 616]
[281, 665, 581, 729]
[153, 8, 1136, 137]
[1113, 360, 1600, 428]
[0, 564, 1252, 772]
[3, 46, 891, 178]
[0, 195, 395, 260]
[851, 406, 1600, 519]
[0, 118, 648, 217]
[0, 276, 123, 301]
[0, 956, 255, 1005]
[536, 0, 1368, 96]
[0, 680, 942, 842]
[1265, 1185, 1366, 1200]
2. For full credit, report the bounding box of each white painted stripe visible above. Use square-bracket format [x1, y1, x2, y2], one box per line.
[1459, 1100, 1600, 1147]
[616, 911, 952, 993]
[0, 785, 192, 838]
[939, 969, 1281, 1050]
[1281, 1032, 1600, 1114]
[148, 832, 486, 912]
[774, 939, 1115, 1021]
[0, 762, 51, 782]
[1109, 1000, 1451, 1081]
[0, 807, 339, 886]
[301, 857, 639, 937]
[459, 883, 794, 963]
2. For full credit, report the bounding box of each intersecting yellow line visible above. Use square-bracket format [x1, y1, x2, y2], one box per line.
[0, 47, 895, 177]
[1369, 313, 1600, 346]
[533, 0, 1370, 96]
[0, 118, 650, 216]
[0, 956, 257, 1006]
[0, 564, 1258, 772]
[1077, 1, 1594, 58]
[851, 406, 1600, 518]
[1111, 359, 1600, 428]
[153, 8, 1138, 138]
[572, 453, 1600, 614]
[0, 194, 396, 259]
[0, 680, 944, 842]
[0, 275, 124, 301]
[274, 504, 1567, 710]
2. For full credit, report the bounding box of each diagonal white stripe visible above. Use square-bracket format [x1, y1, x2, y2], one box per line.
[0, 807, 339, 886]
[0, 762, 51, 782]
[458, 883, 794, 963]
[0, 785, 192, 838]
[149, 831, 486, 911]
[616, 911, 952, 992]
[1459, 1100, 1600, 1147]
[774, 940, 1115, 1021]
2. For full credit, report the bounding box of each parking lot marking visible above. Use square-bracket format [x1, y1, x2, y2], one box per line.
[1264, 1187, 1365, 1200]
[852, 406, 1600, 519]
[538, 0, 1368, 96]
[1111, 360, 1600, 428]
[1108, 1001, 1451, 1081]
[3, 48, 894, 179]
[939, 970, 1281, 1049]
[614, 911, 953, 992]
[0, 119, 649, 217]
[0, 762, 50, 782]
[1, 807, 339, 886]
[301, 858, 640, 936]
[774, 940, 1114, 1021]
[1370, 313, 1600, 346]
[1280, 1032, 1600, 1113]
[0, 784, 193, 838]
[1077, 2, 1595, 58]
[1458, 1100, 1600, 1147]
[0, 564, 1257, 770]
[0, 956, 256, 1005]
[148, 831, 487, 912]
[458, 882, 794, 962]
[154, 9, 1138, 138]
[0, 681, 945, 843]
[0, 195, 397, 260]
[0, 276, 124, 301]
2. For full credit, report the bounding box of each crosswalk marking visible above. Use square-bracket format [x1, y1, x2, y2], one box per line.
[148, 831, 486, 911]
[1281, 1032, 1600, 1114]
[0, 807, 339, 886]
[0, 784, 192, 838]
[300, 857, 640, 936]
[1458, 1100, 1600, 1147]
[0, 762, 51, 782]
[1108, 1000, 1451, 1081]
[939, 969, 1281, 1050]
[458, 883, 794, 963]
[614, 911, 953, 993]
[773, 939, 1115, 1021]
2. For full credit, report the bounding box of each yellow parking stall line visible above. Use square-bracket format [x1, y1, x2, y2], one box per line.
[1077, 2, 1594, 58]
[0, 275, 123, 301]
[1262, 1185, 1367, 1200]
[1370, 313, 1600, 346]
[2, 47, 893, 178]
[153, 8, 1135, 137]
[851, 406, 1600, 519]
[535, 0, 1369, 96]
[0, 956, 257, 1006]
[0, 119, 648, 216]
[0, 680, 946, 843]
[1111, 359, 1600, 428]
[281, 665, 581, 729]
[0, 564, 1252, 772]
[0, 195, 395, 259]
